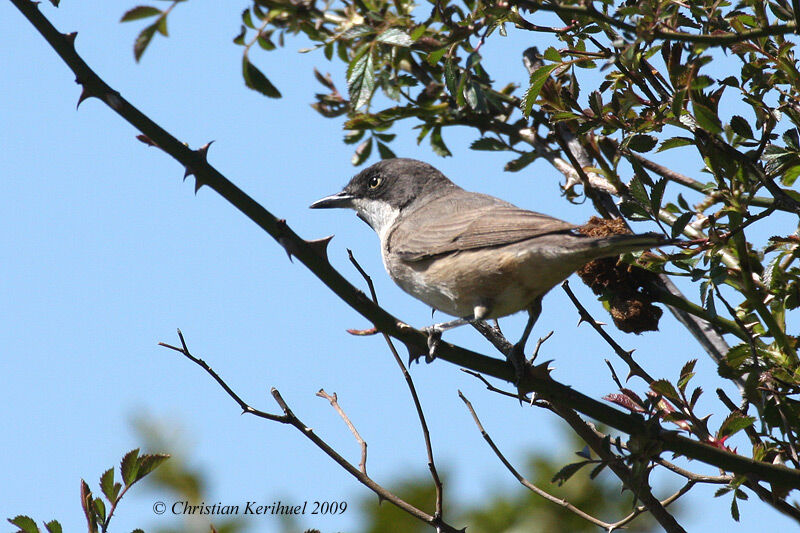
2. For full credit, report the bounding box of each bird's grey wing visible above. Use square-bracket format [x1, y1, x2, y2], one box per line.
[388, 191, 576, 261]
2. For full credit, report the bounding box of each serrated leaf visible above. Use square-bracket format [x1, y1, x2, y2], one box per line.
[121, 449, 140, 486]
[44, 520, 62, 533]
[504, 151, 538, 172]
[715, 486, 732, 497]
[689, 386, 703, 408]
[470, 138, 507, 151]
[100, 468, 115, 502]
[347, 47, 375, 110]
[121, 6, 162, 22]
[628, 175, 650, 206]
[628, 134, 658, 153]
[650, 177, 666, 215]
[8, 516, 39, 533]
[92, 498, 106, 523]
[671, 212, 692, 238]
[677, 359, 697, 391]
[551, 461, 591, 486]
[650, 379, 680, 401]
[343, 130, 365, 145]
[589, 462, 607, 479]
[521, 63, 559, 117]
[731, 495, 740, 521]
[376, 27, 413, 47]
[133, 23, 158, 62]
[543, 46, 562, 61]
[135, 453, 170, 482]
[730, 115, 753, 139]
[430, 126, 451, 157]
[444, 59, 458, 97]
[717, 412, 756, 439]
[693, 101, 723, 134]
[352, 138, 373, 165]
[242, 57, 281, 98]
[657, 136, 694, 152]
[377, 141, 396, 159]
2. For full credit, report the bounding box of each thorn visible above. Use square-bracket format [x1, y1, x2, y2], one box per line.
[431, 307, 436, 319]
[194, 176, 205, 194]
[197, 141, 214, 159]
[346, 327, 378, 336]
[183, 167, 194, 180]
[276, 219, 295, 262]
[64, 32, 77, 46]
[405, 341, 426, 365]
[136, 134, 158, 148]
[306, 235, 333, 261]
[76, 86, 95, 109]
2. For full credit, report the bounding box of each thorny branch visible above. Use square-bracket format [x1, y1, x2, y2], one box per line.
[160, 330, 463, 532]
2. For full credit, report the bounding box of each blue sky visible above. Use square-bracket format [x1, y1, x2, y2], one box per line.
[2, 1, 797, 531]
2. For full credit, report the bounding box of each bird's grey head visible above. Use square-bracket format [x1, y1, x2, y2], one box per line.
[310, 158, 456, 238]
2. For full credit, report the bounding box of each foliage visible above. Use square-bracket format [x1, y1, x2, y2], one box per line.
[19, 0, 800, 528]
[8, 449, 169, 533]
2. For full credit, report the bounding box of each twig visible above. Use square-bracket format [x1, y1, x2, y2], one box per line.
[347, 250, 445, 520]
[561, 281, 654, 383]
[160, 330, 463, 532]
[317, 389, 368, 474]
[459, 391, 625, 530]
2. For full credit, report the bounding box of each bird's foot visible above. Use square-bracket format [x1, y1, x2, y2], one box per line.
[421, 325, 443, 363]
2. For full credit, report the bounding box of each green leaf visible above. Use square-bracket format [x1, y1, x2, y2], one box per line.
[551, 461, 591, 486]
[120, 6, 162, 22]
[628, 175, 650, 206]
[242, 57, 281, 98]
[377, 141, 396, 159]
[693, 101, 723, 134]
[650, 379, 680, 402]
[352, 138, 373, 165]
[677, 359, 697, 391]
[8, 516, 39, 533]
[242, 8, 254, 29]
[92, 498, 106, 523]
[430, 126, 451, 157]
[504, 152, 538, 172]
[156, 14, 168, 36]
[121, 449, 140, 486]
[521, 63, 559, 117]
[470, 138, 507, 151]
[657, 136, 694, 152]
[100, 468, 115, 502]
[444, 59, 458, 97]
[650, 177, 666, 215]
[731, 494, 740, 521]
[426, 47, 448, 66]
[133, 23, 158, 62]
[628, 134, 658, 153]
[781, 164, 800, 186]
[730, 115, 753, 139]
[717, 412, 756, 439]
[671, 212, 692, 238]
[44, 521, 62, 533]
[543, 46, 562, 61]
[135, 453, 170, 482]
[347, 47, 375, 110]
[376, 27, 413, 47]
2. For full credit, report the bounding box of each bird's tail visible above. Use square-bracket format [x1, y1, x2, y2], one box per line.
[579, 231, 675, 261]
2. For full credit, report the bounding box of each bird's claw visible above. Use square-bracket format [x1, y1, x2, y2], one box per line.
[422, 326, 442, 363]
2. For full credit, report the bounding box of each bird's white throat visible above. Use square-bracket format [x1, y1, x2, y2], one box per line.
[351, 198, 401, 242]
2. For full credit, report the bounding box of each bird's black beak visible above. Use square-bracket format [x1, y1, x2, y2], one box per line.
[310, 190, 354, 209]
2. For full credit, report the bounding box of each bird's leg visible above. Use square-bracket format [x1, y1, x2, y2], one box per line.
[422, 304, 490, 363]
[508, 296, 543, 384]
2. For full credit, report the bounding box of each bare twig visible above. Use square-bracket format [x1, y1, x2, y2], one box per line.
[459, 391, 622, 530]
[317, 389, 368, 474]
[347, 250, 444, 520]
[160, 330, 463, 532]
[561, 280, 654, 383]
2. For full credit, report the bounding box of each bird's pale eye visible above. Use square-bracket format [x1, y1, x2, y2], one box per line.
[368, 176, 382, 189]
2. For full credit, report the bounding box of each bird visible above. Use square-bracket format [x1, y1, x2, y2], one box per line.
[310, 158, 671, 374]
